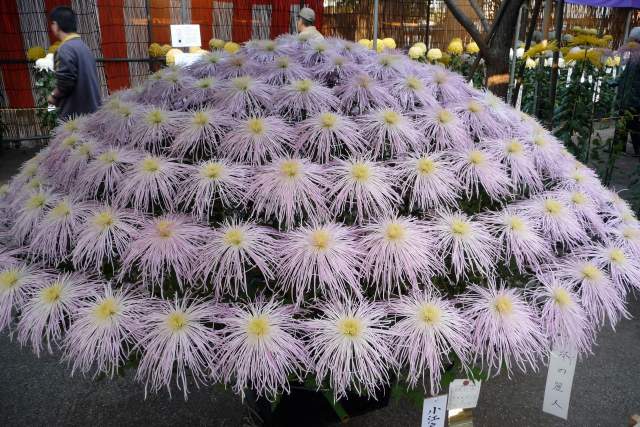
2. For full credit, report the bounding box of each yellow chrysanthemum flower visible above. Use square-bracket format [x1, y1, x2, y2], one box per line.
[224, 41, 240, 54]
[426, 48, 442, 61]
[466, 41, 479, 54]
[447, 37, 463, 55]
[148, 43, 164, 58]
[27, 46, 46, 61]
[209, 38, 226, 50]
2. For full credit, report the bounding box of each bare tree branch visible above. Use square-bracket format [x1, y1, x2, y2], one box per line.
[444, 0, 488, 52]
[469, 0, 490, 32]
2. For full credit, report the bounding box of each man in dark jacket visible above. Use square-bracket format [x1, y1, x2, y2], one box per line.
[46, 6, 101, 119]
[615, 27, 640, 156]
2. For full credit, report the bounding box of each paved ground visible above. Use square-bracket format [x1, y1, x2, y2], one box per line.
[1, 143, 639, 427]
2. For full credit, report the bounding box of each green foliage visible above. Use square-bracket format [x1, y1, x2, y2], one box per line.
[33, 67, 58, 131]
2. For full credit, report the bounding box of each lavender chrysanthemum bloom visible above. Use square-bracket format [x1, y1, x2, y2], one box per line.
[178, 77, 220, 109]
[554, 257, 629, 329]
[42, 133, 81, 172]
[558, 163, 608, 205]
[49, 141, 96, 192]
[581, 244, 640, 292]
[245, 39, 285, 63]
[30, 197, 91, 263]
[298, 40, 334, 66]
[169, 109, 234, 160]
[187, 51, 227, 78]
[0, 263, 50, 332]
[530, 273, 595, 356]
[179, 160, 250, 220]
[295, 111, 367, 163]
[263, 55, 311, 85]
[389, 289, 472, 394]
[273, 79, 340, 120]
[327, 158, 399, 223]
[213, 76, 273, 117]
[195, 219, 278, 297]
[220, 116, 295, 165]
[394, 152, 461, 210]
[451, 147, 513, 200]
[120, 214, 206, 290]
[146, 70, 195, 107]
[366, 54, 406, 80]
[558, 190, 607, 238]
[453, 98, 499, 139]
[100, 100, 137, 143]
[115, 155, 186, 213]
[423, 68, 472, 103]
[247, 157, 329, 228]
[17, 272, 99, 356]
[610, 223, 640, 257]
[517, 194, 587, 248]
[312, 54, 359, 85]
[413, 106, 472, 151]
[459, 283, 546, 376]
[529, 131, 564, 178]
[303, 298, 394, 400]
[0, 246, 22, 268]
[72, 205, 143, 271]
[480, 208, 550, 273]
[431, 211, 498, 280]
[135, 296, 218, 399]
[9, 190, 59, 245]
[360, 216, 443, 296]
[62, 284, 146, 378]
[215, 54, 256, 79]
[75, 147, 140, 201]
[482, 137, 543, 193]
[130, 107, 184, 153]
[359, 108, 422, 158]
[334, 73, 396, 114]
[217, 297, 309, 400]
[388, 74, 437, 111]
[277, 222, 364, 302]
[334, 38, 373, 62]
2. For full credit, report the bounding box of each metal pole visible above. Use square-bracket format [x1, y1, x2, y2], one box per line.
[624, 8, 633, 41]
[508, 4, 525, 104]
[542, 0, 552, 39]
[181, 0, 189, 24]
[425, 0, 432, 48]
[372, 0, 379, 51]
[145, 0, 153, 44]
[548, 0, 565, 128]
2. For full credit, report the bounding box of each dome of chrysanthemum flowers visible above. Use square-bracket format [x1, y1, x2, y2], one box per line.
[1, 35, 638, 401]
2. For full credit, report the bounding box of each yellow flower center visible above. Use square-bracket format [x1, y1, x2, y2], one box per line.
[494, 295, 513, 315]
[418, 303, 441, 325]
[98, 151, 118, 164]
[310, 229, 332, 251]
[63, 136, 78, 148]
[385, 223, 406, 241]
[117, 105, 132, 117]
[26, 193, 46, 210]
[0, 184, 8, 196]
[544, 199, 563, 216]
[247, 315, 270, 338]
[609, 248, 626, 264]
[507, 216, 525, 232]
[416, 157, 437, 175]
[506, 140, 523, 155]
[247, 118, 264, 135]
[233, 76, 252, 91]
[622, 213, 635, 223]
[147, 110, 165, 125]
[552, 288, 572, 308]
[468, 150, 485, 165]
[533, 136, 547, 146]
[434, 71, 447, 85]
[276, 56, 290, 68]
[437, 109, 453, 124]
[51, 201, 71, 218]
[382, 110, 400, 126]
[77, 144, 92, 157]
[223, 228, 245, 247]
[350, 162, 371, 182]
[197, 78, 213, 88]
[166, 311, 188, 332]
[294, 79, 313, 93]
[468, 101, 483, 113]
[356, 75, 370, 88]
[93, 211, 114, 229]
[192, 111, 209, 127]
[23, 163, 38, 178]
[337, 317, 363, 338]
[571, 171, 585, 183]
[571, 192, 587, 205]
[0, 270, 20, 289]
[406, 76, 422, 90]
[41, 282, 63, 304]
[64, 120, 79, 132]
[156, 220, 173, 238]
[201, 162, 224, 179]
[141, 157, 160, 173]
[451, 219, 471, 236]
[622, 226, 640, 240]
[93, 297, 119, 321]
[319, 112, 337, 129]
[279, 160, 301, 178]
[581, 264, 602, 281]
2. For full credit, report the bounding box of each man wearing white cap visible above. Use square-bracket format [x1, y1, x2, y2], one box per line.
[296, 7, 323, 40]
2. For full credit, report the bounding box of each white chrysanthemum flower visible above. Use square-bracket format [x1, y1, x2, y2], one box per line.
[452, 147, 513, 200]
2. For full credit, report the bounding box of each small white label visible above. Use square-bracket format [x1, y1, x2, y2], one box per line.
[174, 52, 205, 67]
[422, 395, 447, 427]
[447, 379, 481, 410]
[542, 343, 577, 420]
[170, 24, 201, 47]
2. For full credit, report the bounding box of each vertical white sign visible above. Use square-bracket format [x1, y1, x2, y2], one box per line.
[170, 24, 201, 47]
[422, 395, 448, 427]
[542, 343, 578, 419]
[447, 379, 481, 410]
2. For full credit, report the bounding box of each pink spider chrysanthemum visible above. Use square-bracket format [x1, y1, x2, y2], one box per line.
[178, 77, 220, 109]
[481, 136, 543, 193]
[389, 289, 472, 394]
[480, 208, 551, 273]
[245, 39, 286, 63]
[554, 257, 629, 329]
[263, 55, 311, 85]
[413, 106, 472, 151]
[273, 79, 340, 120]
[610, 222, 640, 257]
[119, 214, 207, 290]
[187, 51, 227, 79]
[214, 54, 256, 79]
[312, 54, 359, 85]
[298, 39, 335, 66]
[529, 273, 595, 356]
[358, 107, 422, 158]
[9, 190, 59, 245]
[50, 140, 97, 190]
[558, 163, 609, 205]
[387, 74, 437, 111]
[72, 205, 143, 271]
[431, 211, 498, 280]
[62, 284, 147, 378]
[217, 296, 309, 400]
[178, 160, 250, 220]
[394, 152, 461, 210]
[74, 147, 141, 201]
[529, 130, 564, 178]
[303, 297, 394, 400]
[220, 116, 295, 165]
[247, 157, 329, 229]
[100, 100, 137, 144]
[195, 219, 278, 297]
[459, 283, 547, 376]
[366, 54, 407, 80]
[0, 263, 51, 332]
[327, 158, 399, 223]
[17, 272, 100, 357]
[130, 107, 184, 153]
[115, 155, 186, 213]
[453, 98, 501, 139]
[333, 73, 397, 114]
[360, 216, 443, 296]
[295, 111, 367, 163]
[581, 244, 640, 292]
[422, 68, 472, 103]
[169, 108, 234, 160]
[0, 246, 22, 268]
[277, 222, 364, 302]
[451, 147, 513, 201]
[558, 189, 608, 238]
[29, 197, 92, 263]
[212, 76, 273, 117]
[135, 296, 218, 399]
